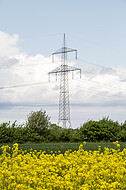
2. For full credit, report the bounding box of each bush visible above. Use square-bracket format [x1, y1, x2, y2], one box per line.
[79, 117, 122, 142]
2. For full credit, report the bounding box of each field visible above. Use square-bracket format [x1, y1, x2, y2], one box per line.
[0, 141, 126, 154]
[0, 142, 126, 189]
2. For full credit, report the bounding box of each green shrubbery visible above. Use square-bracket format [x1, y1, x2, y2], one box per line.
[0, 110, 126, 143]
[79, 117, 122, 142]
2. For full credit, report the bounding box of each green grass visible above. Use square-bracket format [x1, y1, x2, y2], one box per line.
[0, 142, 126, 155]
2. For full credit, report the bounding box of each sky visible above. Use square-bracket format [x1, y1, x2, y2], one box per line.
[0, 0, 126, 128]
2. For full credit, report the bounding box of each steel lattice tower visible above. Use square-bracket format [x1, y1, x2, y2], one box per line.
[49, 34, 81, 128]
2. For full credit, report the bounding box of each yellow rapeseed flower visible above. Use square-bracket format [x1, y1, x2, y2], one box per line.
[0, 143, 125, 189]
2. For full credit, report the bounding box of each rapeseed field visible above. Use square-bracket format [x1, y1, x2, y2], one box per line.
[0, 141, 126, 189]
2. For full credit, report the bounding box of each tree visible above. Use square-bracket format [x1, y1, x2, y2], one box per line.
[79, 116, 121, 142]
[48, 124, 62, 142]
[26, 109, 50, 139]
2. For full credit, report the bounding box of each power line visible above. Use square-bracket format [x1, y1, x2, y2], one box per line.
[0, 71, 126, 97]
[0, 61, 60, 70]
[78, 58, 110, 69]
[0, 80, 57, 90]
[0, 76, 126, 106]
[78, 58, 126, 79]
[0, 55, 126, 103]
[1, 55, 126, 78]
[70, 78, 126, 100]
[67, 34, 126, 54]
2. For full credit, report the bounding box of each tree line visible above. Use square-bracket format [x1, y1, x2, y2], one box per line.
[0, 109, 126, 143]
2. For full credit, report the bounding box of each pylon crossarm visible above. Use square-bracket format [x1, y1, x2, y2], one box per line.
[52, 48, 77, 62]
[52, 47, 77, 55]
[67, 65, 81, 72]
[49, 65, 81, 74]
[48, 66, 61, 74]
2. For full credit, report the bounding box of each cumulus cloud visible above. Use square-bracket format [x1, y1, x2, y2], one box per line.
[0, 31, 19, 57]
[0, 30, 126, 110]
[0, 31, 60, 105]
[69, 65, 126, 107]
[1, 31, 126, 126]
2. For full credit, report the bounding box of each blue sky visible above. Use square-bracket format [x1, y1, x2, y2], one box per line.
[1, 0, 126, 66]
[0, 0, 126, 127]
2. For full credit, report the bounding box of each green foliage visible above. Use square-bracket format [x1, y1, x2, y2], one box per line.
[26, 109, 50, 132]
[0, 121, 28, 143]
[0, 122, 10, 143]
[26, 109, 50, 142]
[69, 128, 81, 142]
[117, 121, 126, 141]
[0, 113, 126, 143]
[79, 116, 122, 142]
[48, 124, 63, 142]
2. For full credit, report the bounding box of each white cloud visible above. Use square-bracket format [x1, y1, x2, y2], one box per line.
[0, 31, 61, 104]
[1, 31, 126, 126]
[0, 31, 19, 57]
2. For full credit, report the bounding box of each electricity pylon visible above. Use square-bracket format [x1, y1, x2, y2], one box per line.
[49, 34, 81, 128]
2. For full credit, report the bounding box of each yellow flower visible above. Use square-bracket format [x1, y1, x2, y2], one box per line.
[83, 141, 86, 144]
[0, 143, 125, 189]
